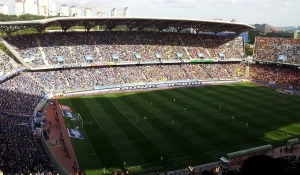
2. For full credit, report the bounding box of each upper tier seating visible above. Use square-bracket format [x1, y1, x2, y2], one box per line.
[4, 32, 244, 67]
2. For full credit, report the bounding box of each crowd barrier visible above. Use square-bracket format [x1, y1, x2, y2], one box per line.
[56, 79, 242, 97]
[41, 131, 69, 175]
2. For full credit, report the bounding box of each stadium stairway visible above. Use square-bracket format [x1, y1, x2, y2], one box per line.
[0, 37, 31, 69]
[93, 41, 102, 62]
[203, 44, 212, 58]
[222, 64, 232, 77]
[61, 72, 70, 88]
[36, 37, 49, 66]
[68, 46, 76, 63]
[161, 65, 170, 80]
[178, 35, 192, 60]
[245, 66, 250, 78]
[182, 65, 191, 79]
[140, 67, 149, 81]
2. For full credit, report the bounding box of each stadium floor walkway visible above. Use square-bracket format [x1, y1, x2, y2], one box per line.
[44, 101, 78, 174]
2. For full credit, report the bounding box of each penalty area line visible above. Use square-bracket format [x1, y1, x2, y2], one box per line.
[91, 113, 104, 131]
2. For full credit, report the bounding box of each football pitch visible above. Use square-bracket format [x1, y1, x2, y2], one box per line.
[58, 83, 300, 174]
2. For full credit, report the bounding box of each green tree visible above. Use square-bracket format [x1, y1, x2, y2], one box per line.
[0, 43, 10, 55]
[245, 44, 254, 56]
[248, 30, 261, 44]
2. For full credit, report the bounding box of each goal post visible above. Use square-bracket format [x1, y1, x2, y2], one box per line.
[77, 113, 83, 129]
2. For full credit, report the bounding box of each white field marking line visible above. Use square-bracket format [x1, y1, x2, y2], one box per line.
[67, 98, 103, 168]
[111, 102, 149, 139]
[123, 112, 139, 124]
[67, 97, 73, 108]
[91, 113, 104, 131]
[93, 138, 149, 149]
[184, 97, 220, 115]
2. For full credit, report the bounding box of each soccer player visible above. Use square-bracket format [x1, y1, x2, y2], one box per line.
[174, 98, 176, 102]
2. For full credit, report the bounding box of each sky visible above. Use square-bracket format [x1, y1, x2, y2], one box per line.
[1, 0, 299, 27]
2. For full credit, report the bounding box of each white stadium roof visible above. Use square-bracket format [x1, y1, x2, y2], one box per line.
[0, 16, 254, 34]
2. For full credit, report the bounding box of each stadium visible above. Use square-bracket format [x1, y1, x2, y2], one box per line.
[0, 16, 300, 175]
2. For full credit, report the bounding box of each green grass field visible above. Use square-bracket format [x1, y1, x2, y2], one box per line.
[58, 83, 300, 174]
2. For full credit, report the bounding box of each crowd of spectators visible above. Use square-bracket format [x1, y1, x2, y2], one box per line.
[254, 37, 300, 64]
[0, 62, 245, 120]
[4, 35, 45, 66]
[0, 62, 245, 174]
[2, 31, 300, 175]
[0, 72, 45, 117]
[250, 64, 300, 90]
[4, 31, 245, 67]
[0, 114, 57, 174]
[0, 52, 19, 74]
[181, 34, 244, 59]
[0, 51, 23, 80]
[25, 63, 246, 91]
[1, 60, 300, 174]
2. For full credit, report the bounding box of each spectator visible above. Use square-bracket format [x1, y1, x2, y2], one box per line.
[4, 31, 245, 67]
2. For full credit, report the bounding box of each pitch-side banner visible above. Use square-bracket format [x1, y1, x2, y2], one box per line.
[67, 128, 84, 139]
[59, 105, 73, 112]
[62, 110, 76, 119]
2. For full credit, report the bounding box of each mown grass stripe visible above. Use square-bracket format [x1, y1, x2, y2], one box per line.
[67, 98, 123, 170]
[154, 89, 261, 146]
[58, 83, 300, 174]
